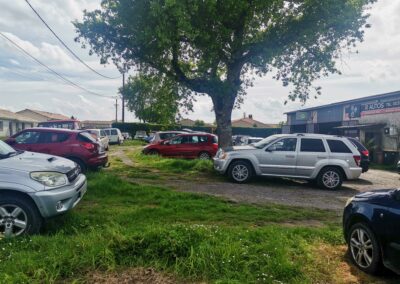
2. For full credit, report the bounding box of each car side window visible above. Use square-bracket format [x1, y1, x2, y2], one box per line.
[111, 129, 118, 135]
[100, 130, 106, 137]
[300, 138, 326, 152]
[39, 132, 69, 143]
[267, 138, 297, 152]
[15, 131, 41, 144]
[327, 140, 352, 153]
[169, 136, 188, 145]
[188, 136, 199, 144]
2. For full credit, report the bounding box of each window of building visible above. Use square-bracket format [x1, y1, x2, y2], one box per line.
[327, 140, 352, 153]
[300, 138, 325, 152]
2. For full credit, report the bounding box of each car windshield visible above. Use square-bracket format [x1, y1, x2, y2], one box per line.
[252, 135, 280, 149]
[0, 140, 17, 158]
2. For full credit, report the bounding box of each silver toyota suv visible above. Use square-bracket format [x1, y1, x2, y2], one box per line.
[214, 134, 362, 190]
[0, 140, 87, 237]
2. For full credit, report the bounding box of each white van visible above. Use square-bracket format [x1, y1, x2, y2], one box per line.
[104, 128, 124, 145]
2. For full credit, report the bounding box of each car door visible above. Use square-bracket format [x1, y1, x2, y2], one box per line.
[13, 130, 42, 152]
[381, 194, 400, 271]
[35, 131, 70, 156]
[257, 137, 298, 175]
[162, 135, 188, 157]
[296, 138, 328, 177]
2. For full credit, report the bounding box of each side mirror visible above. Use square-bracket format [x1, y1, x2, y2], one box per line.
[6, 138, 16, 145]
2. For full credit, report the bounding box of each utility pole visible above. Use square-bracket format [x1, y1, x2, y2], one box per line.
[115, 98, 119, 123]
[122, 71, 125, 123]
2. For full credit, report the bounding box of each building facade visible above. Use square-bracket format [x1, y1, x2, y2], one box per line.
[284, 91, 400, 164]
[0, 109, 38, 137]
[16, 109, 70, 122]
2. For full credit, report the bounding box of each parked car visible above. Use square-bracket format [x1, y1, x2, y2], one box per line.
[134, 130, 147, 140]
[232, 135, 247, 146]
[347, 137, 369, 173]
[343, 189, 400, 275]
[5, 128, 108, 172]
[241, 137, 264, 145]
[37, 119, 82, 130]
[86, 129, 110, 151]
[0, 140, 87, 237]
[122, 132, 132, 140]
[103, 128, 124, 145]
[143, 133, 218, 159]
[214, 134, 362, 189]
[144, 132, 156, 143]
[150, 131, 186, 144]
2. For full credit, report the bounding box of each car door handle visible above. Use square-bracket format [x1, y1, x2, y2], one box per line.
[285, 155, 295, 158]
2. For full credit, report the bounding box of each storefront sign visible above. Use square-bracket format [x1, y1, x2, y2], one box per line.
[344, 97, 400, 120]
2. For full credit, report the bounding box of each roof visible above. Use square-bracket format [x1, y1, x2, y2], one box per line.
[232, 117, 280, 128]
[0, 109, 38, 122]
[285, 90, 400, 114]
[17, 109, 70, 120]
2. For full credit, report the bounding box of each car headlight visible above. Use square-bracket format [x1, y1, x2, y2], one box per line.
[345, 197, 354, 207]
[30, 172, 67, 187]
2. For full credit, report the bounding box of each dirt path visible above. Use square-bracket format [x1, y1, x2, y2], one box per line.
[111, 146, 399, 211]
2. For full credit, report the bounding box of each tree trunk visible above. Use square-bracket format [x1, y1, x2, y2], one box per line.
[212, 94, 236, 149]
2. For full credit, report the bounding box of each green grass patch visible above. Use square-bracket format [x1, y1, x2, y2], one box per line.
[0, 172, 342, 283]
[370, 162, 397, 172]
[120, 139, 147, 147]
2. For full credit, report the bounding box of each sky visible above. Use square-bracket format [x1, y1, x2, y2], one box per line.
[1, 0, 400, 124]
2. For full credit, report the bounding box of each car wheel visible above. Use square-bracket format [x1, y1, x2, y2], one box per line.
[0, 195, 42, 238]
[317, 167, 343, 190]
[348, 223, 381, 274]
[198, 152, 211, 160]
[228, 161, 253, 183]
[69, 158, 87, 173]
[148, 149, 159, 156]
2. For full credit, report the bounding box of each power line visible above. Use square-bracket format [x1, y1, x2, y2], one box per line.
[0, 32, 115, 99]
[24, 0, 120, 80]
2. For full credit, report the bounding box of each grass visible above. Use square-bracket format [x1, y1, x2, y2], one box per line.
[121, 139, 147, 147]
[0, 172, 347, 283]
[370, 162, 397, 172]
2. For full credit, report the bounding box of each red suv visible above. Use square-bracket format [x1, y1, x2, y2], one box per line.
[143, 133, 218, 159]
[5, 128, 108, 172]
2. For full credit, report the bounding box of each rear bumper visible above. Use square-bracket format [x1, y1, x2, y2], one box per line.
[30, 174, 87, 218]
[88, 153, 108, 167]
[346, 167, 362, 180]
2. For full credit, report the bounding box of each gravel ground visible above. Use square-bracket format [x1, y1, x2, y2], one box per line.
[171, 169, 400, 211]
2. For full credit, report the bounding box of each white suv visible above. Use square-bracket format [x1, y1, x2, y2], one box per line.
[214, 134, 362, 190]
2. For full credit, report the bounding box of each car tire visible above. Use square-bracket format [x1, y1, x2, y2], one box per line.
[198, 151, 211, 160]
[348, 223, 382, 274]
[317, 167, 343, 190]
[0, 195, 42, 237]
[228, 160, 253, 183]
[148, 149, 159, 156]
[68, 157, 87, 173]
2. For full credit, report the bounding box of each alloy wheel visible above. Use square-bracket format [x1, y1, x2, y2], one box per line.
[322, 171, 340, 189]
[232, 164, 249, 182]
[0, 204, 28, 238]
[350, 228, 374, 268]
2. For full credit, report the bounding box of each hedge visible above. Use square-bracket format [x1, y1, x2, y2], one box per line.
[112, 122, 281, 138]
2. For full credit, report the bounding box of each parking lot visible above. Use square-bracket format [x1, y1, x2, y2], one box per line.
[112, 145, 399, 212]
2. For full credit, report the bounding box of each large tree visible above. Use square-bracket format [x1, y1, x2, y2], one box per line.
[122, 74, 193, 124]
[75, 0, 375, 147]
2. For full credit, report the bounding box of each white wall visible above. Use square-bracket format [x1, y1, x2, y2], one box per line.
[0, 119, 11, 137]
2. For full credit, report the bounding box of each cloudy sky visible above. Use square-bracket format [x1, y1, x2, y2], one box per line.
[1, 0, 400, 123]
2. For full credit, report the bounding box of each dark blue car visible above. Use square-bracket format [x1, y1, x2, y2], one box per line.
[343, 189, 400, 275]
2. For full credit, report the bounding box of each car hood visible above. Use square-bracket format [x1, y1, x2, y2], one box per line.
[225, 145, 256, 152]
[353, 189, 396, 204]
[0, 151, 76, 173]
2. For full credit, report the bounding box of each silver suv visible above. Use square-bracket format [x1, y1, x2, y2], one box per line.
[214, 134, 362, 190]
[0, 140, 87, 237]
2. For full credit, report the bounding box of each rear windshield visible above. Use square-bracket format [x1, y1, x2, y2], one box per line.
[347, 138, 367, 151]
[78, 132, 97, 143]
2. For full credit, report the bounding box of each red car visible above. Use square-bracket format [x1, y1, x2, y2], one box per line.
[143, 133, 218, 159]
[5, 128, 108, 172]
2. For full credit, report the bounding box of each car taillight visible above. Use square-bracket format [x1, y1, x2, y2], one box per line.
[361, 150, 369, 157]
[353, 155, 361, 167]
[81, 142, 95, 151]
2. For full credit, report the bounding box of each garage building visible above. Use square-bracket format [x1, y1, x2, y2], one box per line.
[283, 90, 400, 164]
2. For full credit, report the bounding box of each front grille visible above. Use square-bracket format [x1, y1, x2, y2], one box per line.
[67, 167, 81, 182]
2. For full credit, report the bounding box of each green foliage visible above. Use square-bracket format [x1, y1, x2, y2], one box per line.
[75, 0, 375, 146]
[122, 74, 193, 124]
[194, 119, 205, 127]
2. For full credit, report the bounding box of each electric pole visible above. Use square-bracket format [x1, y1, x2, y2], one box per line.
[115, 98, 119, 123]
